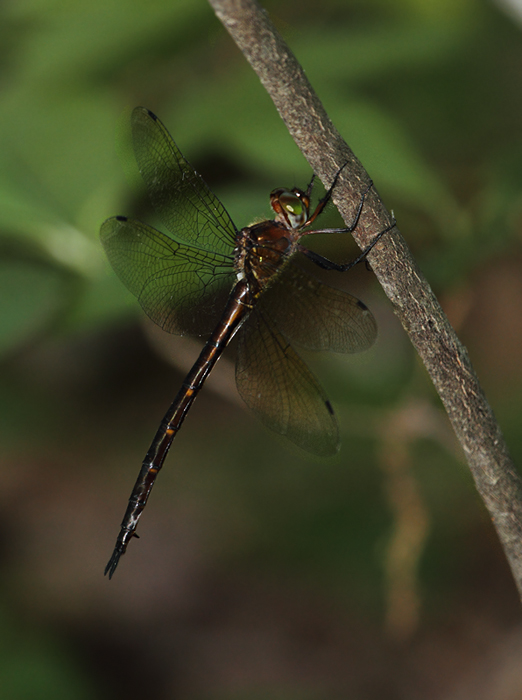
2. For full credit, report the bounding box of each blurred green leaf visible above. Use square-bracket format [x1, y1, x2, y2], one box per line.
[0, 257, 73, 357]
[295, 20, 472, 83]
[0, 606, 96, 700]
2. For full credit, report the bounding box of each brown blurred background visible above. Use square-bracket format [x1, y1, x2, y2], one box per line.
[1, 0, 522, 698]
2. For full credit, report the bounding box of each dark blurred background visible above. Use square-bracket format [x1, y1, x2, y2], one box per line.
[1, 0, 522, 698]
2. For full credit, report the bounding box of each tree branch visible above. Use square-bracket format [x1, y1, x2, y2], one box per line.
[208, 0, 522, 599]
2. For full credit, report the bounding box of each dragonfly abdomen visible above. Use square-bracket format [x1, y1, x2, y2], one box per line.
[104, 280, 252, 577]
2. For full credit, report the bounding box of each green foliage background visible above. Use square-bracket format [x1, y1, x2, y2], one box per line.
[0, 0, 522, 698]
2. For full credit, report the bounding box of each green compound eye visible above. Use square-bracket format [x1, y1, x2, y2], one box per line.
[285, 200, 302, 215]
[270, 188, 308, 228]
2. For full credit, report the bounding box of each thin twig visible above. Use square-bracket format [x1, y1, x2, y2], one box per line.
[208, 0, 522, 600]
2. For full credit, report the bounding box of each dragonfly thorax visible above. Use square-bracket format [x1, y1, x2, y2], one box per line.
[234, 220, 296, 291]
[270, 187, 310, 230]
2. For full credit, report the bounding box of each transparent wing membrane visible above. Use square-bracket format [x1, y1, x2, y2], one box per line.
[100, 216, 235, 336]
[131, 107, 238, 255]
[236, 309, 340, 457]
[259, 263, 377, 353]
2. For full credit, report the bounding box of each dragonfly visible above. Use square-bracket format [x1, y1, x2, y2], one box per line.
[101, 106, 395, 578]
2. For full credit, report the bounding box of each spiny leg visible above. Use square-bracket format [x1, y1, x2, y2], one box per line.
[299, 218, 396, 273]
[304, 172, 316, 199]
[305, 163, 374, 231]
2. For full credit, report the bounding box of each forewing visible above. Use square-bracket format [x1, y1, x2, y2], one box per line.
[236, 309, 339, 456]
[131, 107, 237, 255]
[100, 216, 235, 336]
[260, 263, 377, 353]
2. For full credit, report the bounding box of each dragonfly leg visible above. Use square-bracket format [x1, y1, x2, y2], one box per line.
[299, 217, 396, 273]
[304, 172, 316, 199]
[305, 165, 371, 229]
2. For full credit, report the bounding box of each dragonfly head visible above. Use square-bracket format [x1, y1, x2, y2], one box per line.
[270, 187, 310, 230]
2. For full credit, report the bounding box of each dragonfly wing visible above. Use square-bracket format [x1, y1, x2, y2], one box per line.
[100, 216, 235, 336]
[236, 308, 339, 456]
[260, 263, 377, 353]
[130, 107, 237, 256]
